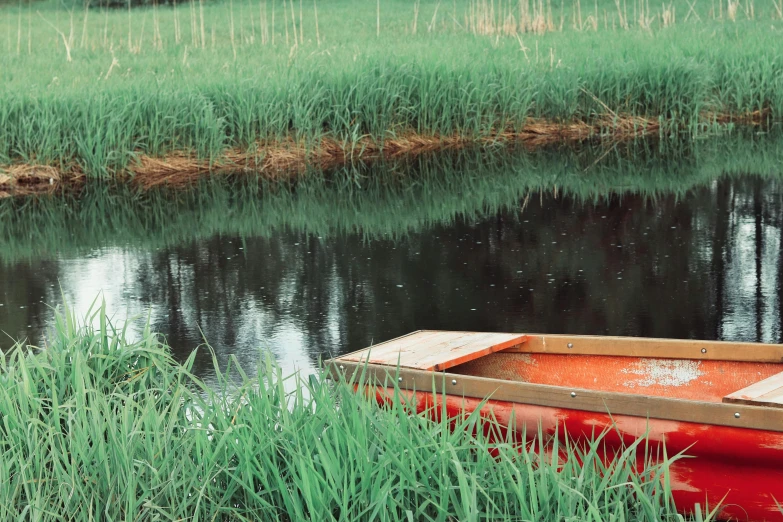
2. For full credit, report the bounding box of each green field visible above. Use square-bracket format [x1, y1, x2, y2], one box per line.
[0, 303, 710, 521]
[0, 0, 782, 182]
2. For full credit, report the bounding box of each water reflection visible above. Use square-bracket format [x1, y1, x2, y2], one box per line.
[2, 174, 782, 382]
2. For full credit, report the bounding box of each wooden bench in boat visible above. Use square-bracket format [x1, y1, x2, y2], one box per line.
[337, 330, 529, 372]
[723, 371, 783, 408]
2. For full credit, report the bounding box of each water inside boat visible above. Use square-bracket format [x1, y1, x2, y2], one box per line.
[450, 352, 782, 404]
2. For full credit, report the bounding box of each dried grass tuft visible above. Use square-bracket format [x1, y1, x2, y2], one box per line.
[712, 109, 770, 125]
[0, 164, 66, 196]
[126, 116, 659, 189]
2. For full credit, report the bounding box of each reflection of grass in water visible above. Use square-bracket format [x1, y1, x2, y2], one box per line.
[1, 133, 783, 264]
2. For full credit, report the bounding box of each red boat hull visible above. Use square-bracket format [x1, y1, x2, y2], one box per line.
[382, 387, 783, 522]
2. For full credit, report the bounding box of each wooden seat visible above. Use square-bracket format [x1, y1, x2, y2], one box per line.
[337, 330, 528, 372]
[723, 371, 783, 409]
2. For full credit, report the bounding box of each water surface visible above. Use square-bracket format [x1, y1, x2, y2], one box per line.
[2, 138, 783, 382]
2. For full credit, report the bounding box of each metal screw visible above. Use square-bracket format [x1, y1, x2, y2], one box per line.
[734, 412, 741, 419]
[701, 348, 707, 354]
[451, 379, 457, 385]
[570, 392, 577, 398]
[567, 343, 574, 349]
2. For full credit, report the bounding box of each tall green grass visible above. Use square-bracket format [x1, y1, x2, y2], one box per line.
[0, 0, 781, 177]
[0, 302, 704, 521]
[1, 131, 782, 264]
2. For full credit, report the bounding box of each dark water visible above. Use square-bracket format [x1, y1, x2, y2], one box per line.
[2, 170, 783, 382]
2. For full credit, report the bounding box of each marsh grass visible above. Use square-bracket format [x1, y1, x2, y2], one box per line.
[0, 0, 781, 179]
[0, 302, 712, 521]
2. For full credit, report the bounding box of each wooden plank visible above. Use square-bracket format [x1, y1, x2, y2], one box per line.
[339, 331, 447, 364]
[327, 361, 783, 432]
[427, 334, 528, 371]
[335, 331, 528, 371]
[504, 334, 783, 363]
[331, 330, 424, 360]
[724, 371, 783, 408]
[757, 388, 783, 407]
[344, 331, 528, 371]
[409, 333, 502, 368]
[394, 333, 483, 369]
[340, 331, 464, 367]
[357, 331, 447, 358]
[365, 332, 459, 364]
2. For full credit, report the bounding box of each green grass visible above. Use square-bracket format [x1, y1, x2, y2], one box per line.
[0, 0, 782, 178]
[0, 301, 711, 521]
[1, 131, 782, 264]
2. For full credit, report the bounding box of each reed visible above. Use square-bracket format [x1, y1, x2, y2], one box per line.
[0, 0, 781, 180]
[0, 302, 710, 521]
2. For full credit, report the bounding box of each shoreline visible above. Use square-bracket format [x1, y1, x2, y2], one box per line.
[0, 111, 772, 196]
[3, 130, 782, 265]
[2, 0, 782, 199]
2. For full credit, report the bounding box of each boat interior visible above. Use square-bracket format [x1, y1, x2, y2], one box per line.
[333, 330, 783, 408]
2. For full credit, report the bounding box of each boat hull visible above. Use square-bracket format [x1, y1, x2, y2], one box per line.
[379, 387, 783, 522]
[334, 331, 783, 520]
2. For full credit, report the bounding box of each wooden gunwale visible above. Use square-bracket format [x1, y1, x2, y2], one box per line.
[337, 331, 783, 363]
[505, 333, 783, 363]
[325, 360, 783, 433]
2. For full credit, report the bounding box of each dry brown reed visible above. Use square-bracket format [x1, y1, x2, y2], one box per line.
[3, 0, 774, 64]
[711, 109, 770, 124]
[0, 164, 63, 197]
[0, 114, 663, 194]
[467, 0, 555, 35]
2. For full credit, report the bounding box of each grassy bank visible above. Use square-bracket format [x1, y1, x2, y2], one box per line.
[2, 131, 783, 263]
[0, 0, 782, 183]
[0, 304, 701, 520]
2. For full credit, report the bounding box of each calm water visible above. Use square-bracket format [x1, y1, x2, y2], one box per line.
[2, 168, 783, 382]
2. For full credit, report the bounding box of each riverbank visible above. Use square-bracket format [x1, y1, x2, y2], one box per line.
[0, 116, 667, 194]
[0, 0, 782, 188]
[0, 304, 700, 520]
[2, 131, 782, 263]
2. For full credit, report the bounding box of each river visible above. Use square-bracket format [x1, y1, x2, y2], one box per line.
[2, 136, 783, 383]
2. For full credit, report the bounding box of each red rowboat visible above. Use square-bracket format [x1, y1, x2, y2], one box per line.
[328, 331, 783, 522]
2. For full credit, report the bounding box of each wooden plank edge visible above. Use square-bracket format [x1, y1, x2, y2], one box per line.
[723, 370, 783, 406]
[723, 396, 783, 409]
[431, 335, 530, 372]
[326, 361, 783, 433]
